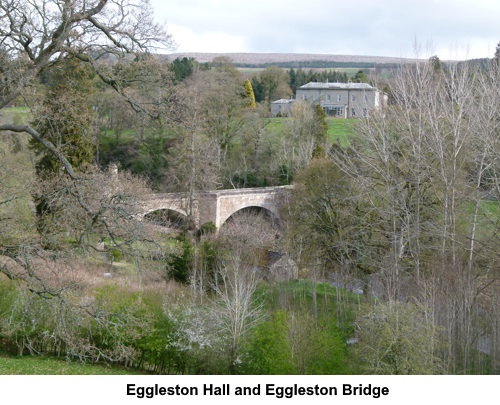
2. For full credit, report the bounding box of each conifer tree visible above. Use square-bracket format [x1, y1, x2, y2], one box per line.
[244, 79, 256, 108]
[30, 59, 97, 177]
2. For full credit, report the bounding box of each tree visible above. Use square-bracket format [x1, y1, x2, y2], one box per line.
[494, 41, 500, 62]
[284, 158, 370, 323]
[429, 55, 443, 73]
[259, 66, 293, 102]
[171, 57, 196, 82]
[166, 70, 220, 221]
[312, 104, 328, 144]
[354, 301, 445, 374]
[29, 58, 97, 176]
[0, 0, 174, 112]
[244, 79, 256, 108]
[0, 0, 175, 361]
[212, 255, 264, 373]
[278, 101, 330, 183]
[201, 68, 246, 184]
[352, 69, 368, 83]
[330, 50, 500, 373]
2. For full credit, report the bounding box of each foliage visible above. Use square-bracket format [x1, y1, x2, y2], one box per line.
[171, 57, 195, 82]
[99, 131, 173, 190]
[29, 59, 97, 176]
[354, 301, 445, 374]
[258, 66, 293, 102]
[166, 234, 194, 283]
[242, 309, 350, 374]
[198, 222, 217, 236]
[352, 69, 368, 83]
[311, 143, 326, 159]
[313, 104, 328, 143]
[241, 310, 295, 374]
[251, 76, 265, 103]
[286, 158, 370, 275]
[162, 295, 232, 374]
[244, 79, 256, 108]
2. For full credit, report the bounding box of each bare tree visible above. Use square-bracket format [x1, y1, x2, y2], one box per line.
[211, 255, 264, 372]
[0, 0, 175, 360]
[328, 50, 500, 372]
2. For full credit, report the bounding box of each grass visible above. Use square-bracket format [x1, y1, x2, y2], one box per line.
[99, 128, 140, 143]
[265, 117, 356, 147]
[0, 106, 31, 125]
[327, 118, 356, 146]
[0, 355, 145, 375]
[257, 279, 362, 335]
[462, 199, 500, 239]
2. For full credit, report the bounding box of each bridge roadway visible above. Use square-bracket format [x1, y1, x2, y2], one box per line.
[138, 185, 293, 230]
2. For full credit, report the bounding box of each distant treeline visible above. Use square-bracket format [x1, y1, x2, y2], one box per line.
[288, 68, 349, 94]
[236, 61, 401, 69]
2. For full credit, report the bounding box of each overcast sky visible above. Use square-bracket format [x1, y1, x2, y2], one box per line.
[150, 0, 499, 60]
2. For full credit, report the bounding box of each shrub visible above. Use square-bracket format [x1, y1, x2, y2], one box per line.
[198, 222, 216, 237]
[166, 234, 193, 283]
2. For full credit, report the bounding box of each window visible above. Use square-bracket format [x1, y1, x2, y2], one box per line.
[323, 106, 344, 117]
[338, 94, 342, 102]
[326, 94, 331, 101]
[302, 94, 306, 100]
[364, 94, 368, 102]
[352, 94, 356, 102]
[363, 108, 367, 116]
[351, 108, 356, 116]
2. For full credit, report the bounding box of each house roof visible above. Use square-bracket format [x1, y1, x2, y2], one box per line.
[299, 82, 376, 91]
[271, 98, 295, 104]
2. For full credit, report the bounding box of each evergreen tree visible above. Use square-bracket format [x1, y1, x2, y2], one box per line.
[429, 55, 443, 73]
[352, 69, 368, 83]
[313, 104, 328, 144]
[251, 76, 265, 103]
[29, 58, 97, 177]
[172, 57, 196, 82]
[495, 41, 500, 62]
[244, 79, 256, 108]
[288, 67, 297, 94]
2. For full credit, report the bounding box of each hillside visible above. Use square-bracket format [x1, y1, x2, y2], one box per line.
[163, 52, 417, 66]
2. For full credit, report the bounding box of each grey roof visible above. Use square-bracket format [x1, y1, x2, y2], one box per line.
[271, 98, 295, 104]
[299, 82, 376, 91]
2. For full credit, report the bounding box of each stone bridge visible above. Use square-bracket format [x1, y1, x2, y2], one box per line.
[138, 186, 293, 230]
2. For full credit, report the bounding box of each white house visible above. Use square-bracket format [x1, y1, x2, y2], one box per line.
[295, 81, 388, 118]
[270, 98, 294, 117]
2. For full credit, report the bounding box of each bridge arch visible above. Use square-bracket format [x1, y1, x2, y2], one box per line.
[218, 205, 280, 229]
[142, 206, 188, 219]
[143, 208, 190, 228]
[216, 194, 280, 228]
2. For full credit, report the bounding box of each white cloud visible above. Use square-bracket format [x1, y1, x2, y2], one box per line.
[168, 24, 248, 53]
[152, 0, 500, 60]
